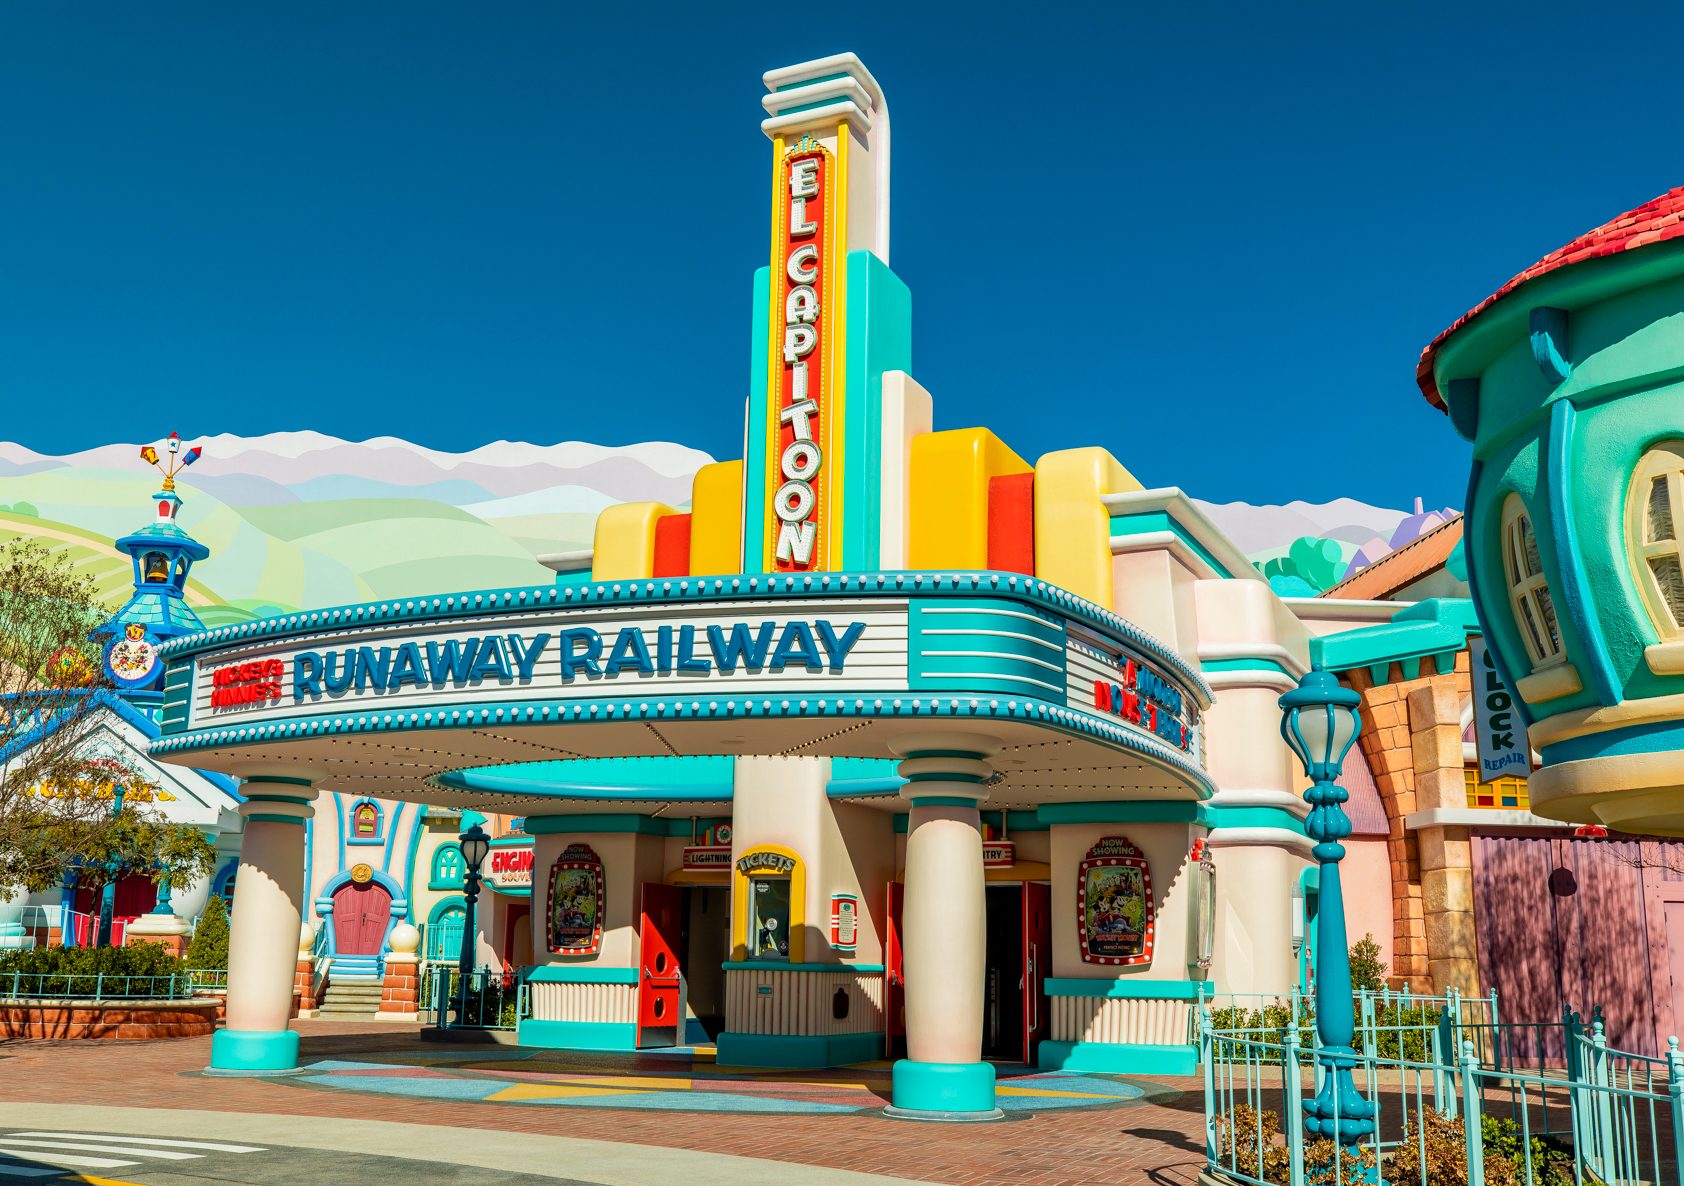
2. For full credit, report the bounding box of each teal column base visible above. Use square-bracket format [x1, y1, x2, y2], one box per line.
[515, 1019, 638, 1050]
[1037, 1039, 1198, 1075]
[205, 1028, 301, 1076]
[884, 1059, 1002, 1122]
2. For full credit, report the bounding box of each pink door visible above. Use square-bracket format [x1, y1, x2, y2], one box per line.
[1023, 881, 1052, 1064]
[331, 882, 392, 955]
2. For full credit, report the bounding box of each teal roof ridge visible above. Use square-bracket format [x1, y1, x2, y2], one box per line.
[1313, 597, 1479, 679]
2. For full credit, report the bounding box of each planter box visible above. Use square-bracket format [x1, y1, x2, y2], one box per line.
[0, 998, 219, 1040]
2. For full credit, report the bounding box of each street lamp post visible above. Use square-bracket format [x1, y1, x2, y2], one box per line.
[454, 824, 491, 1025]
[1278, 664, 1375, 1146]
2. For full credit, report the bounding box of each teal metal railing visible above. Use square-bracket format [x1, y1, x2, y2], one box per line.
[1, 971, 223, 1001]
[425, 965, 527, 1031]
[1201, 1001, 1681, 1186]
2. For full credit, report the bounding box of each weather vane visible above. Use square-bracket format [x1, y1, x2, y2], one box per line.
[138, 432, 203, 491]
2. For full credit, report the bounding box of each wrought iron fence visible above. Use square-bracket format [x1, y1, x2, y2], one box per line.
[1201, 1001, 1682, 1186]
[424, 965, 526, 1031]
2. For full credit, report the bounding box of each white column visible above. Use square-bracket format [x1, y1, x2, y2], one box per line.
[208, 777, 314, 1075]
[887, 732, 1002, 1120]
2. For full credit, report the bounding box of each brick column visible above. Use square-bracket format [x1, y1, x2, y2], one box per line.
[1407, 682, 1480, 994]
[378, 922, 421, 1021]
[293, 922, 317, 1017]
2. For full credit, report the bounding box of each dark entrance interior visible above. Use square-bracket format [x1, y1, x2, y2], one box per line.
[680, 885, 729, 1041]
[983, 881, 1052, 1064]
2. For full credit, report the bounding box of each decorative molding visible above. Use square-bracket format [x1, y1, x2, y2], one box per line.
[1528, 306, 1571, 386]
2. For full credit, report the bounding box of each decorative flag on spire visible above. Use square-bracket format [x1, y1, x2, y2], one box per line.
[139, 433, 204, 492]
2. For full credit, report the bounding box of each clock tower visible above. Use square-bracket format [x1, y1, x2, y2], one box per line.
[89, 433, 211, 710]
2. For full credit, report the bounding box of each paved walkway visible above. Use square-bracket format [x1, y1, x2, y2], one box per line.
[0, 1021, 1210, 1186]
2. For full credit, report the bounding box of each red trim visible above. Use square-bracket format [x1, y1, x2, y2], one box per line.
[1419, 186, 1684, 409]
[986, 472, 1035, 574]
[652, 514, 692, 578]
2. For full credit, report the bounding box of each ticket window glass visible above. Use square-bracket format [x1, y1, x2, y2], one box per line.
[747, 877, 792, 960]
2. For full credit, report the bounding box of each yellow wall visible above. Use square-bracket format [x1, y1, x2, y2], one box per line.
[591, 502, 678, 581]
[908, 427, 1030, 569]
[689, 461, 744, 577]
[1033, 447, 1142, 608]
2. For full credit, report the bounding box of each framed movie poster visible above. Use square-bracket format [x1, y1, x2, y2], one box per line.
[1078, 836, 1155, 966]
[547, 843, 604, 956]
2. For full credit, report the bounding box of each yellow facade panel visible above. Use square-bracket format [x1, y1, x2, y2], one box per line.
[908, 428, 1030, 569]
[1033, 447, 1143, 609]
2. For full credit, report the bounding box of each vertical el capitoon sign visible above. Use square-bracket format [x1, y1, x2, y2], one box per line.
[767, 133, 843, 571]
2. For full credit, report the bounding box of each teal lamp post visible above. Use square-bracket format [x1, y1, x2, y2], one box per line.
[454, 823, 491, 1024]
[1279, 665, 1374, 1145]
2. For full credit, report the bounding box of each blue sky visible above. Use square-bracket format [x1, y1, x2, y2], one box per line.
[0, 3, 1677, 509]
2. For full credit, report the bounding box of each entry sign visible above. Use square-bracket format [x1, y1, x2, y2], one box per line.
[1470, 637, 1529, 784]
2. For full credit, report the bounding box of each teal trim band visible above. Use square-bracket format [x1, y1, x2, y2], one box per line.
[1539, 716, 1684, 766]
[1037, 1039, 1197, 1075]
[1037, 801, 1207, 826]
[521, 814, 672, 836]
[209, 1028, 299, 1072]
[1544, 399, 1620, 706]
[773, 71, 850, 92]
[242, 776, 314, 788]
[902, 771, 986, 784]
[1205, 806, 1306, 834]
[840, 251, 912, 572]
[908, 796, 982, 809]
[247, 813, 307, 826]
[1109, 511, 1232, 578]
[890, 1059, 997, 1114]
[742, 265, 772, 571]
[1201, 658, 1294, 677]
[903, 749, 988, 760]
[241, 793, 314, 805]
[721, 961, 886, 973]
[717, 1030, 884, 1069]
[524, 965, 639, 985]
[1044, 977, 1215, 1000]
[514, 1019, 637, 1051]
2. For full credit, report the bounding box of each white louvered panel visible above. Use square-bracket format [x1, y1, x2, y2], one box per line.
[724, 970, 884, 1035]
[187, 599, 911, 728]
[1050, 994, 1192, 1045]
[530, 980, 636, 1024]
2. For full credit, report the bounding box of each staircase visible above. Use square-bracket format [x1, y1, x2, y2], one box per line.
[316, 975, 383, 1019]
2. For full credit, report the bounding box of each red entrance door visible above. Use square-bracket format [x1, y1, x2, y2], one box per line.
[885, 880, 905, 1057]
[331, 881, 393, 955]
[638, 883, 683, 1048]
[1023, 881, 1052, 1064]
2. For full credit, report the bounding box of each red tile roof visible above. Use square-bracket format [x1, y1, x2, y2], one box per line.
[1418, 186, 1684, 410]
[1320, 514, 1463, 602]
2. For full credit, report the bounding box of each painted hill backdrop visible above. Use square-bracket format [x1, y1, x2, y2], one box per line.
[0, 433, 1445, 619]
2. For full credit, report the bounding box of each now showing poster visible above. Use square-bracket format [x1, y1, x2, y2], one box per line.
[1470, 637, 1529, 784]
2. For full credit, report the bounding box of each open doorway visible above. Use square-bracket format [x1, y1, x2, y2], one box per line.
[983, 882, 1052, 1064]
[681, 885, 729, 1041]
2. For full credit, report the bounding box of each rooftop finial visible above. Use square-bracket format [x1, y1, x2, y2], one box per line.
[138, 432, 203, 492]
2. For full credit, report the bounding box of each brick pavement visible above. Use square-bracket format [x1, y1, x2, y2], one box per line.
[0, 1021, 1209, 1185]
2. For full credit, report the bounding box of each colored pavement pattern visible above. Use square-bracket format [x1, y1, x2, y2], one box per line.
[287, 1046, 1153, 1115]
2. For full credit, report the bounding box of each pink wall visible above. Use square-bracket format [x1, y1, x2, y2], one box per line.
[1343, 837, 1394, 978]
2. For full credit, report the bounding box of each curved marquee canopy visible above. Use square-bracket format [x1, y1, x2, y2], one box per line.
[150, 571, 1214, 814]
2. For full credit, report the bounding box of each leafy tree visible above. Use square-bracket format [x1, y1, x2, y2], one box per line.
[184, 893, 230, 969]
[1260, 535, 1352, 596]
[0, 538, 214, 906]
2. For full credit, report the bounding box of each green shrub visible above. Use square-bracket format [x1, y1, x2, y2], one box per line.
[184, 895, 230, 970]
[0, 943, 186, 996]
[1349, 933, 1387, 991]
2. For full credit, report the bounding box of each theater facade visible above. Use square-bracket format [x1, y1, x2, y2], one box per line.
[154, 53, 1351, 1119]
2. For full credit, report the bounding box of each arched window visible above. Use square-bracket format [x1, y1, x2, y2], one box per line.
[429, 843, 465, 890]
[1628, 443, 1684, 639]
[1500, 494, 1564, 670]
[349, 799, 382, 843]
[425, 899, 467, 962]
[143, 551, 169, 583]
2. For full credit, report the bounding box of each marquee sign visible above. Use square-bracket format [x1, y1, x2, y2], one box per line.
[1078, 836, 1155, 967]
[681, 845, 732, 871]
[486, 842, 534, 891]
[1470, 637, 1529, 784]
[767, 134, 839, 572]
[185, 601, 908, 728]
[1066, 626, 1201, 763]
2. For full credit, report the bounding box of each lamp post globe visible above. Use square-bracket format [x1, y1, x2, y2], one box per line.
[1278, 664, 1375, 1146]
